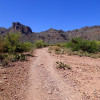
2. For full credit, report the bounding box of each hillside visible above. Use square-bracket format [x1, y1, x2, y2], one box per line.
[0, 22, 100, 43]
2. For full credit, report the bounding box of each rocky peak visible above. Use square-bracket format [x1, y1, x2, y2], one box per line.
[46, 28, 55, 32]
[46, 28, 59, 33]
[9, 22, 32, 34]
[46, 28, 64, 34]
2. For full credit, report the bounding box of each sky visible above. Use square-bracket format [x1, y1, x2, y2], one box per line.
[0, 0, 100, 32]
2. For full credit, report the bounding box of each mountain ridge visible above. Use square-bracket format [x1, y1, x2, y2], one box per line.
[0, 22, 100, 44]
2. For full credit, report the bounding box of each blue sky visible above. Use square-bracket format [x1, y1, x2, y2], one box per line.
[0, 0, 100, 32]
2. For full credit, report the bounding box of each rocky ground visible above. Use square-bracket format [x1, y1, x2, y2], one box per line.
[0, 48, 100, 100]
[0, 58, 32, 100]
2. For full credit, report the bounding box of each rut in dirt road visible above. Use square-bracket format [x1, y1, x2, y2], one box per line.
[26, 48, 83, 100]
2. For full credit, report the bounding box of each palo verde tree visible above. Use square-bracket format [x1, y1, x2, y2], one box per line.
[3, 33, 20, 54]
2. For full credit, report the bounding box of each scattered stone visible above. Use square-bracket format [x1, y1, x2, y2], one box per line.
[0, 88, 4, 91]
[48, 90, 52, 94]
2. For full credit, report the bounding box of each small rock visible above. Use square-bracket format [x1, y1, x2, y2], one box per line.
[2, 72, 6, 74]
[48, 91, 52, 94]
[86, 96, 90, 99]
[3, 76, 7, 79]
[0, 88, 4, 91]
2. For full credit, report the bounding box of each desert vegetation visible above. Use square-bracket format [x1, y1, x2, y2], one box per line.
[66, 37, 99, 53]
[48, 37, 100, 58]
[33, 40, 48, 48]
[0, 33, 33, 67]
[56, 61, 71, 70]
[0, 33, 48, 67]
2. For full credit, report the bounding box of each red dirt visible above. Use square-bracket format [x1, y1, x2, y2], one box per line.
[0, 48, 100, 100]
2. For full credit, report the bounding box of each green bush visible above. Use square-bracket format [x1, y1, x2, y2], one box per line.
[0, 33, 35, 66]
[56, 43, 65, 47]
[82, 41, 98, 53]
[16, 42, 33, 52]
[66, 37, 99, 53]
[15, 54, 26, 61]
[0, 38, 4, 53]
[34, 40, 48, 48]
[1, 33, 34, 54]
[49, 44, 55, 46]
[3, 33, 20, 54]
[94, 41, 100, 51]
[66, 37, 83, 51]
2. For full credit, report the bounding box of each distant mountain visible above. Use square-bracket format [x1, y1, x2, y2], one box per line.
[0, 27, 7, 35]
[0, 22, 100, 44]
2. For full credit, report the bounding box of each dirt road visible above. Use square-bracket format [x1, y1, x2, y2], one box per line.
[26, 48, 83, 100]
[0, 48, 100, 100]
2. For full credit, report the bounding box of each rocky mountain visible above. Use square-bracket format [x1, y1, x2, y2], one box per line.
[0, 22, 100, 44]
[36, 28, 68, 44]
[0, 27, 7, 35]
[8, 22, 32, 34]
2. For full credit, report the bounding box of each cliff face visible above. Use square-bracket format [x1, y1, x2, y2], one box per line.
[9, 22, 32, 34]
[0, 22, 100, 44]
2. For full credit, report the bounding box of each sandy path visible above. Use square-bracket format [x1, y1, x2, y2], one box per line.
[26, 48, 83, 100]
[0, 47, 100, 100]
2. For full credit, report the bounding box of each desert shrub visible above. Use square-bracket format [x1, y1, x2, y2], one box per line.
[2, 33, 34, 54]
[0, 53, 26, 62]
[66, 37, 83, 51]
[15, 54, 26, 61]
[0, 53, 15, 67]
[48, 46, 53, 53]
[82, 41, 98, 53]
[2, 54, 16, 62]
[43, 43, 48, 47]
[0, 33, 35, 66]
[66, 37, 99, 53]
[34, 40, 48, 48]
[34, 40, 44, 48]
[53, 46, 61, 51]
[16, 42, 33, 52]
[56, 61, 71, 70]
[94, 41, 100, 51]
[56, 43, 65, 47]
[3, 33, 20, 54]
[48, 46, 53, 50]
[48, 46, 66, 55]
[52, 46, 61, 54]
[66, 48, 100, 58]
[0, 38, 4, 52]
[49, 44, 55, 46]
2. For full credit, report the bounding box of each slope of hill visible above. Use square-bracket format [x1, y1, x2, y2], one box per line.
[0, 27, 7, 35]
[0, 22, 100, 43]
